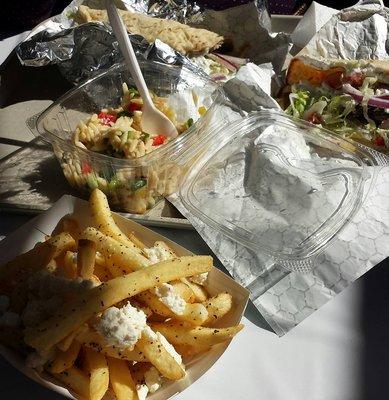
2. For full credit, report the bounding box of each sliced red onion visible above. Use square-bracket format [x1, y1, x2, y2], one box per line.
[380, 119, 389, 129]
[213, 53, 249, 68]
[342, 83, 389, 109]
[211, 74, 227, 82]
[208, 54, 237, 72]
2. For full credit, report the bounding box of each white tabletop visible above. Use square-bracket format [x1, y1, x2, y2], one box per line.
[1, 30, 389, 400]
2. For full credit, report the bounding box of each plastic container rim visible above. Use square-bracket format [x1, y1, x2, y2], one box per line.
[31, 61, 222, 167]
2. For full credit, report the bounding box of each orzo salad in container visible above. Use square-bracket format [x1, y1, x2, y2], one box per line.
[30, 61, 219, 214]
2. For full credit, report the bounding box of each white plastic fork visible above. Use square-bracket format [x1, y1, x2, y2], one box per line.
[105, 0, 178, 138]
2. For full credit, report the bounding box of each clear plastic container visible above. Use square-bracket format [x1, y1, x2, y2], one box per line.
[178, 109, 386, 271]
[28, 61, 220, 214]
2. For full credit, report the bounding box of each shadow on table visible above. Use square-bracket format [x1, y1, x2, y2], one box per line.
[361, 256, 389, 399]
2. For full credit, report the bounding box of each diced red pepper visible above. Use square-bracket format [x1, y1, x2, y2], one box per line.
[152, 135, 167, 146]
[375, 136, 385, 146]
[98, 112, 117, 125]
[128, 102, 142, 113]
[307, 112, 323, 125]
[81, 160, 92, 174]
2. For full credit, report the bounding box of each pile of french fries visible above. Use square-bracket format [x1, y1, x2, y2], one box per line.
[0, 188, 243, 400]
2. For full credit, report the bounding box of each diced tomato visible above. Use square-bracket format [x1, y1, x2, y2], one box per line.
[128, 102, 142, 113]
[344, 72, 365, 88]
[152, 135, 167, 146]
[307, 112, 323, 125]
[323, 69, 344, 89]
[98, 112, 117, 125]
[375, 136, 385, 146]
[81, 160, 92, 174]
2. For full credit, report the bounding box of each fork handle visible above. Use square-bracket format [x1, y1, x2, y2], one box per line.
[106, 0, 154, 108]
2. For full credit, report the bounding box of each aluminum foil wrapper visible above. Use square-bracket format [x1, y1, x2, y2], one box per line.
[16, 0, 290, 84]
[298, 0, 389, 59]
[171, 1, 389, 336]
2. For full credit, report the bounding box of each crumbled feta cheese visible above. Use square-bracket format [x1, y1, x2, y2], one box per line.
[22, 296, 63, 327]
[145, 367, 162, 393]
[0, 312, 21, 328]
[157, 332, 182, 365]
[0, 295, 9, 314]
[144, 246, 173, 264]
[22, 300, 46, 327]
[189, 272, 208, 286]
[152, 283, 186, 315]
[136, 384, 149, 400]
[96, 302, 147, 349]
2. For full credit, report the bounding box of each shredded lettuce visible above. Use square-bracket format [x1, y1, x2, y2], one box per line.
[285, 88, 310, 118]
[285, 83, 389, 148]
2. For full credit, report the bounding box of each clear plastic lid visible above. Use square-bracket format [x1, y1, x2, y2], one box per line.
[179, 110, 383, 271]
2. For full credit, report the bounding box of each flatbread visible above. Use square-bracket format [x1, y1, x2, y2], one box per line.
[75, 5, 223, 56]
[287, 57, 389, 86]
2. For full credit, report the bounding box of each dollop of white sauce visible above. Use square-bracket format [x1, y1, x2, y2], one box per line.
[95, 302, 147, 349]
[152, 283, 186, 315]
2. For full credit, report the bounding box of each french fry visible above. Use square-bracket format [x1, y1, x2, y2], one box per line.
[181, 278, 208, 302]
[95, 252, 106, 266]
[147, 243, 209, 304]
[153, 241, 176, 258]
[136, 331, 185, 380]
[77, 239, 97, 279]
[77, 329, 147, 362]
[52, 216, 81, 241]
[52, 367, 90, 399]
[80, 227, 150, 272]
[49, 233, 77, 258]
[173, 343, 211, 358]
[47, 340, 81, 373]
[0, 242, 56, 292]
[85, 347, 109, 400]
[136, 291, 208, 325]
[93, 262, 112, 282]
[90, 189, 142, 254]
[150, 322, 244, 347]
[203, 292, 233, 326]
[60, 251, 77, 280]
[170, 280, 195, 303]
[107, 357, 138, 400]
[130, 362, 152, 384]
[26, 256, 213, 353]
[57, 325, 88, 352]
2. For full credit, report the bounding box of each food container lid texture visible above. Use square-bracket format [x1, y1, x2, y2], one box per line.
[179, 110, 384, 271]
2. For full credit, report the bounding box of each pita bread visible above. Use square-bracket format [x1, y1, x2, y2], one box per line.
[287, 57, 389, 86]
[75, 5, 223, 56]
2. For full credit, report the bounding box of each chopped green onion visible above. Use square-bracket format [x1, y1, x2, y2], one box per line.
[131, 179, 147, 191]
[117, 110, 132, 118]
[140, 132, 150, 142]
[187, 118, 194, 127]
